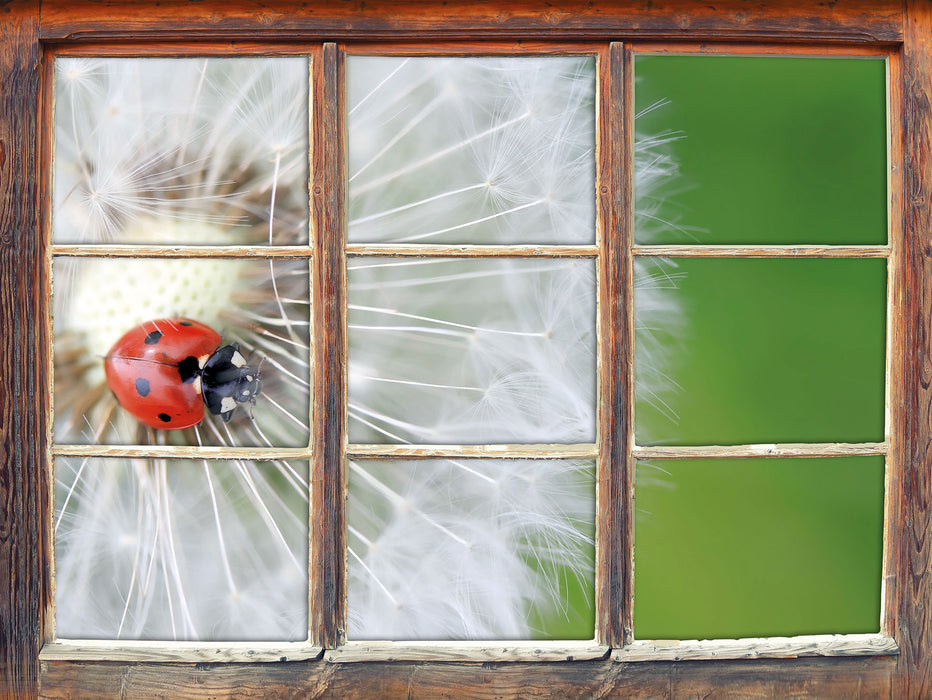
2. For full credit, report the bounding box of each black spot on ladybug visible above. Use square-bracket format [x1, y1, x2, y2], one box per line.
[178, 355, 200, 383]
[135, 377, 151, 397]
[180, 321, 193, 326]
[145, 330, 164, 345]
[158, 413, 172, 423]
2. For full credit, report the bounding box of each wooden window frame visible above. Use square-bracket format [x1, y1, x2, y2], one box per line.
[1, 1, 929, 696]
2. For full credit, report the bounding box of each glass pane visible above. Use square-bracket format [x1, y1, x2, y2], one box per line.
[634, 456, 884, 639]
[347, 56, 596, 244]
[54, 458, 309, 641]
[347, 459, 594, 640]
[348, 258, 596, 444]
[635, 258, 886, 445]
[53, 257, 310, 447]
[634, 55, 887, 245]
[54, 57, 309, 245]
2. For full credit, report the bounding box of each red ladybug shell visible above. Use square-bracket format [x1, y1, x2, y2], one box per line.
[104, 318, 222, 430]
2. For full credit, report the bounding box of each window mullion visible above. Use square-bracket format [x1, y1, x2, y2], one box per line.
[596, 41, 634, 648]
[310, 41, 348, 649]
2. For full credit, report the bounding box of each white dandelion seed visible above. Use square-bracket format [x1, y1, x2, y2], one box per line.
[52, 54, 683, 642]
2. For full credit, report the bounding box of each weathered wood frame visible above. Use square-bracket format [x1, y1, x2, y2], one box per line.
[1, 1, 929, 697]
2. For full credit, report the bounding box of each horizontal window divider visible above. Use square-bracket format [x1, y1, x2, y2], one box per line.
[630, 42, 895, 58]
[613, 633, 898, 663]
[39, 640, 323, 664]
[631, 244, 890, 258]
[50, 444, 311, 461]
[343, 41, 604, 56]
[347, 443, 599, 460]
[345, 244, 599, 258]
[632, 442, 888, 460]
[51, 43, 318, 58]
[51, 245, 313, 259]
[326, 640, 609, 663]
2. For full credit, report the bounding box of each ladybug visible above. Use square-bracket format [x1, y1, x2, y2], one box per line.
[104, 317, 261, 430]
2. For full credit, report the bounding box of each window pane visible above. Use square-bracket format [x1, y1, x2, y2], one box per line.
[348, 258, 596, 444]
[54, 458, 309, 641]
[347, 459, 594, 640]
[634, 456, 884, 639]
[635, 258, 886, 445]
[53, 257, 310, 447]
[347, 56, 596, 244]
[54, 57, 309, 245]
[634, 55, 887, 245]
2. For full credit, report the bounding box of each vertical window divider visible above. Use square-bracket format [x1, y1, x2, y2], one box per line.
[881, 46, 902, 642]
[310, 41, 348, 649]
[596, 41, 634, 648]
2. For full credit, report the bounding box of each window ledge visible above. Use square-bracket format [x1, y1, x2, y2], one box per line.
[613, 633, 898, 662]
[326, 640, 609, 663]
[39, 640, 323, 664]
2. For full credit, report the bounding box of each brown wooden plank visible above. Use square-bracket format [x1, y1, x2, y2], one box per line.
[632, 40, 895, 56]
[16, 2, 925, 698]
[310, 42, 347, 650]
[38, 0, 903, 44]
[50, 42, 312, 56]
[39, 655, 896, 699]
[892, 2, 932, 697]
[882, 33, 905, 643]
[0, 2, 48, 698]
[343, 40, 602, 55]
[594, 41, 631, 649]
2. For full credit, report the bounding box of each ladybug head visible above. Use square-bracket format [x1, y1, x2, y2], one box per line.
[234, 363, 262, 404]
[201, 343, 263, 422]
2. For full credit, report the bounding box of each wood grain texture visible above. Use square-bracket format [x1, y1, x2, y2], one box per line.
[632, 244, 891, 258]
[632, 40, 894, 57]
[346, 243, 598, 258]
[882, 42, 904, 642]
[347, 443, 598, 460]
[343, 40, 602, 55]
[310, 42, 347, 650]
[325, 640, 608, 663]
[595, 42, 631, 649]
[37, 0, 903, 44]
[615, 634, 898, 662]
[1, 2, 47, 698]
[50, 444, 311, 460]
[892, 2, 932, 697]
[39, 655, 896, 699]
[633, 442, 888, 460]
[8, 2, 926, 698]
[39, 641, 322, 663]
[51, 245, 313, 259]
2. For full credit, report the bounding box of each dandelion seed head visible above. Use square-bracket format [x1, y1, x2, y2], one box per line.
[54, 54, 683, 643]
[60, 218, 241, 358]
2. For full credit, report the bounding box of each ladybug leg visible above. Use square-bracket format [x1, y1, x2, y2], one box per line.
[254, 356, 266, 397]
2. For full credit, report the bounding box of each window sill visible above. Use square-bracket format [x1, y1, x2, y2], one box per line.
[613, 633, 898, 662]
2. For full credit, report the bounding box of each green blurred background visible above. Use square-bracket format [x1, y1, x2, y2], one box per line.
[633, 55, 887, 245]
[629, 55, 888, 640]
